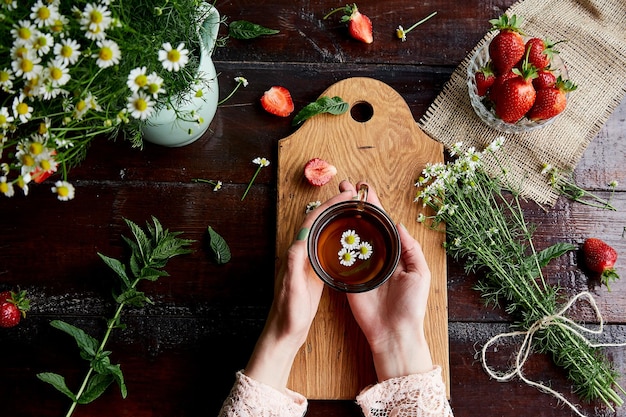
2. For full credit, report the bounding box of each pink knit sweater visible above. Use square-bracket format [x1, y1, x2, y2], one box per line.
[218, 366, 453, 417]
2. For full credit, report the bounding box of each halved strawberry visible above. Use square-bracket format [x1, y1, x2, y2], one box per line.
[304, 158, 337, 186]
[324, 4, 373, 44]
[260, 86, 294, 117]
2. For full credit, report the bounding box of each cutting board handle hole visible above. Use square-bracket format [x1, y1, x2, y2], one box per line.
[350, 101, 374, 123]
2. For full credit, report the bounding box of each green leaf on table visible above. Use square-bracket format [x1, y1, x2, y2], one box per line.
[50, 320, 99, 359]
[523, 242, 576, 278]
[36, 372, 77, 401]
[292, 96, 349, 126]
[208, 226, 231, 264]
[229, 20, 279, 39]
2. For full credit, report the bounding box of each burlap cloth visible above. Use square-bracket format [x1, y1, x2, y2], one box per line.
[418, 0, 626, 206]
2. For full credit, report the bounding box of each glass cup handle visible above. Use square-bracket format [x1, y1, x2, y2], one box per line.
[357, 184, 368, 210]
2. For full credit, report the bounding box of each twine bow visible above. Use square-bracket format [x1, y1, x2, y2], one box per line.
[481, 291, 626, 417]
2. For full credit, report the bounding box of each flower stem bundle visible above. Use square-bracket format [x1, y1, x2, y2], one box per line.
[415, 138, 625, 410]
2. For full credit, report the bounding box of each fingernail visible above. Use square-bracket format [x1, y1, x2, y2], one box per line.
[296, 227, 310, 241]
[399, 223, 407, 230]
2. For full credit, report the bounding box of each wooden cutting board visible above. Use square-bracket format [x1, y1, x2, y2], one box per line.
[275, 77, 449, 399]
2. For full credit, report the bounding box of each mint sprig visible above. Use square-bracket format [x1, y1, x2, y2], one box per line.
[292, 96, 349, 126]
[37, 217, 193, 417]
[228, 20, 279, 39]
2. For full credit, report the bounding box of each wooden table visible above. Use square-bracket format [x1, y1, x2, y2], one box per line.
[1, 1, 625, 416]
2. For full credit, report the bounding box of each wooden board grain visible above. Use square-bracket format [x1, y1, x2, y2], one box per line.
[276, 77, 449, 399]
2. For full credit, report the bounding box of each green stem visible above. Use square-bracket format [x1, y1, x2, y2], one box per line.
[217, 80, 243, 105]
[241, 166, 262, 201]
[403, 11, 437, 34]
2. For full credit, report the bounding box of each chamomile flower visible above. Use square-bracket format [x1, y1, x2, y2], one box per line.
[357, 241, 373, 260]
[234, 76, 249, 87]
[417, 213, 427, 223]
[49, 13, 69, 35]
[2, 0, 17, 11]
[32, 31, 55, 57]
[93, 39, 121, 68]
[0, 176, 15, 197]
[80, 2, 112, 34]
[11, 20, 38, 45]
[158, 42, 189, 72]
[340, 229, 360, 250]
[51, 180, 75, 201]
[146, 72, 165, 98]
[305, 200, 321, 213]
[53, 38, 81, 66]
[45, 59, 70, 87]
[126, 66, 148, 92]
[12, 95, 33, 123]
[0, 107, 15, 129]
[126, 91, 154, 120]
[253, 157, 270, 167]
[30, 0, 59, 28]
[0, 68, 15, 92]
[338, 248, 358, 267]
[72, 92, 99, 120]
[12, 54, 43, 80]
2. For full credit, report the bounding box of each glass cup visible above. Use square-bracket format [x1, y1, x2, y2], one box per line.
[307, 184, 401, 292]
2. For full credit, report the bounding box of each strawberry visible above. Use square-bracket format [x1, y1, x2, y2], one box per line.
[324, 4, 373, 44]
[488, 69, 518, 104]
[494, 59, 537, 123]
[260, 86, 294, 117]
[304, 158, 337, 186]
[488, 14, 526, 74]
[475, 63, 496, 96]
[525, 37, 562, 70]
[582, 238, 620, 289]
[0, 290, 30, 328]
[533, 69, 557, 90]
[527, 76, 577, 121]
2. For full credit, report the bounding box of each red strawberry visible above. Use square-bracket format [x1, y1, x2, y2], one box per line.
[324, 4, 373, 44]
[488, 14, 525, 74]
[527, 76, 577, 121]
[304, 158, 337, 186]
[488, 69, 518, 104]
[582, 238, 620, 289]
[475, 63, 496, 96]
[525, 37, 562, 70]
[494, 61, 537, 123]
[260, 86, 294, 117]
[533, 69, 557, 90]
[0, 290, 30, 328]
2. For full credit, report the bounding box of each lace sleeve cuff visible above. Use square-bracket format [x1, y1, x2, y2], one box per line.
[218, 371, 307, 417]
[356, 366, 453, 417]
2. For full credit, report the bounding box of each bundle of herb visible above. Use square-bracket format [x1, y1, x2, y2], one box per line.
[37, 216, 194, 417]
[414, 138, 625, 410]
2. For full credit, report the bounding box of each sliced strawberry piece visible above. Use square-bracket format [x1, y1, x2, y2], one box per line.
[304, 158, 337, 186]
[348, 8, 373, 44]
[260, 86, 294, 117]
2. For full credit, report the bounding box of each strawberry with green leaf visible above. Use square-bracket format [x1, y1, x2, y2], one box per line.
[475, 62, 496, 96]
[527, 75, 577, 121]
[494, 55, 537, 123]
[324, 4, 373, 44]
[0, 290, 30, 328]
[488, 14, 525, 74]
[582, 238, 620, 290]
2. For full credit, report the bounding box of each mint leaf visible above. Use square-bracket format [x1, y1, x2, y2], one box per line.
[77, 374, 115, 404]
[37, 373, 77, 401]
[50, 320, 99, 359]
[292, 96, 349, 126]
[208, 226, 231, 264]
[229, 20, 279, 39]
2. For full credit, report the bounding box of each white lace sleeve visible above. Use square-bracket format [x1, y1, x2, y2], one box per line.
[218, 371, 308, 417]
[356, 366, 453, 417]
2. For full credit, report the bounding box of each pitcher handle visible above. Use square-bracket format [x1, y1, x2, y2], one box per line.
[198, 3, 220, 56]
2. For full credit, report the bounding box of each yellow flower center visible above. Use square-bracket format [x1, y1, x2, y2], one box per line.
[167, 49, 181, 63]
[21, 153, 35, 167]
[15, 46, 29, 58]
[16, 176, 26, 189]
[0, 182, 8, 193]
[16, 102, 30, 115]
[18, 27, 31, 40]
[35, 36, 49, 49]
[40, 159, 51, 171]
[134, 98, 148, 112]
[147, 83, 160, 94]
[50, 67, 63, 80]
[90, 10, 103, 24]
[345, 235, 355, 245]
[99, 47, 113, 61]
[57, 185, 70, 197]
[51, 19, 64, 33]
[134, 74, 148, 88]
[21, 59, 34, 73]
[0, 71, 9, 82]
[61, 45, 74, 58]
[0, 115, 6, 125]
[29, 142, 44, 155]
[76, 100, 87, 112]
[38, 122, 48, 135]
[37, 7, 51, 21]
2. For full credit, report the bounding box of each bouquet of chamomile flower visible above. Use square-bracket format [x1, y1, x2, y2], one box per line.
[0, 0, 212, 201]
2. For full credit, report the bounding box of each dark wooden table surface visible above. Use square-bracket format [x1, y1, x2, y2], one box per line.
[1, 1, 625, 416]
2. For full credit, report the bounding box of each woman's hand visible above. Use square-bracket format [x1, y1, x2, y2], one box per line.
[243, 180, 356, 391]
[346, 182, 434, 381]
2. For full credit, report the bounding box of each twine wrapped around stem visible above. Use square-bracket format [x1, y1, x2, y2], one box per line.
[481, 291, 626, 416]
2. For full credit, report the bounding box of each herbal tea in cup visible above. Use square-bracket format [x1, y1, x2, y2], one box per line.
[307, 185, 401, 292]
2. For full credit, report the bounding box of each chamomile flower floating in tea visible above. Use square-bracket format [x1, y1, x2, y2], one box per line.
[337, 230, 373, 267]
